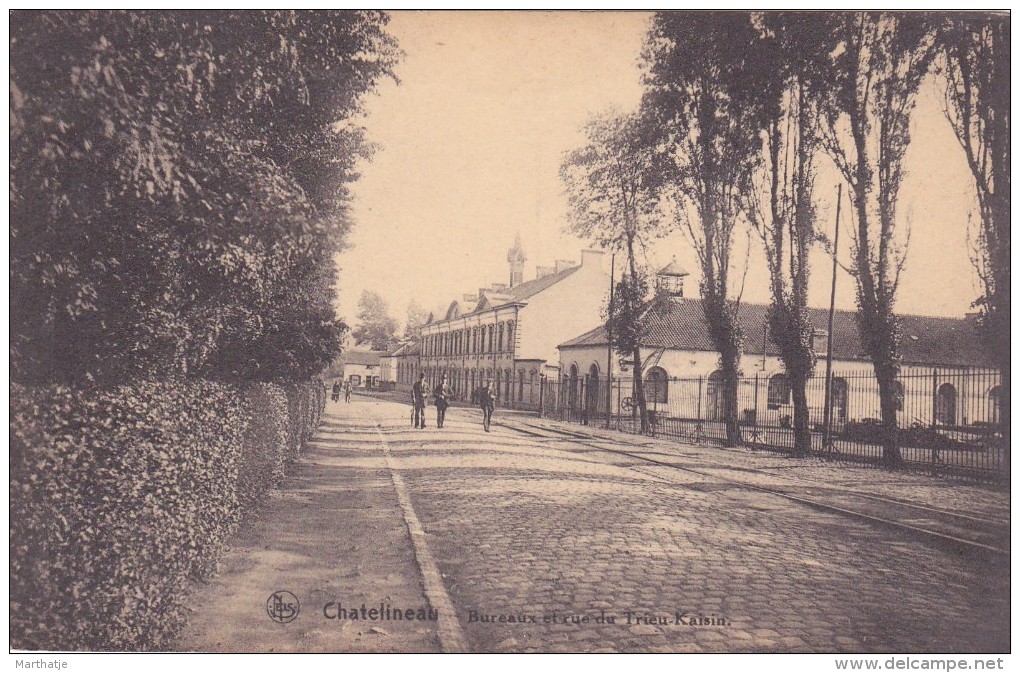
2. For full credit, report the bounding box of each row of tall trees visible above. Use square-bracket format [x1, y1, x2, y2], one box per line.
[10, 11, 399, 385]
[562, 11, 1008, 461]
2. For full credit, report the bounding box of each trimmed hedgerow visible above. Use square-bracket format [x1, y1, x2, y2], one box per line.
[10, 379, 325, 651]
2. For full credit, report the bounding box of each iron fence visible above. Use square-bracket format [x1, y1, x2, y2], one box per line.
[539, 368, 1007, 483]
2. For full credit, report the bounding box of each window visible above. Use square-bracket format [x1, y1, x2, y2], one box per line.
[989, 386, 1001, 425]
[645, 366, 668, 404]
[767, 374, 791, 407]
[936, 383, 957, 426]
[349, 375, 362, 387]
[498, 323, 504, 351]
[830, 377, 848, 421]
[507, 322, 514, 352]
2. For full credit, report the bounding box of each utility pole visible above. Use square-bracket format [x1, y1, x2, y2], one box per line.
[606, 253, 615, 429]
[823, 184, 842, 449]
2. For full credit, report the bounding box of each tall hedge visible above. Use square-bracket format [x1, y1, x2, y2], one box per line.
[10, 379, 324, 651]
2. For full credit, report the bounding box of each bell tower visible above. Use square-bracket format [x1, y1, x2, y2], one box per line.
[656, 257, 689, 298]
[507, 232, 527, 288]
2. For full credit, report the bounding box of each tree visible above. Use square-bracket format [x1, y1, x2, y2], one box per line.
[9, 11, 399, 385]
[641, 11, 762, 447]
[403, 300, 429, 342]
[560, 110, 666, 433]
[351, 290, 399, 351]
[743, 13, 829, 456]
[814, 12, 937, 464]
[938, 13, 1010, 442]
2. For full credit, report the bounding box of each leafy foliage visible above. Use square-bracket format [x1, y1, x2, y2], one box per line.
[9, 11, 399, 385]
[813, 12, 938, 463]
[10, 379, 325, 650]
[561, 110, 666, 432]
[641, 11, 762, 445]
[938, 13, 1010, 436]
[403, 300, 430, 341]
[351, 289, 400, 351]
[742, 13, 829, 455]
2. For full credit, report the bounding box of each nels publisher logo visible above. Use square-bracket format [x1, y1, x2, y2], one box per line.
[267, 591, 300, 624]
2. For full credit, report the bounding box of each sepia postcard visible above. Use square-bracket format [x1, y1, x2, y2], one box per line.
[8, 9, 1010, 667]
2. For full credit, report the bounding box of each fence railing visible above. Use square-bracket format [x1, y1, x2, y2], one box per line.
[539, 369, 1007, 483]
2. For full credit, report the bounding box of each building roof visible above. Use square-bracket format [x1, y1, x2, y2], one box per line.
[425, 264, 582, 327]
[343, 349, 386, 366]
[389, 341, 420, 357]
[507, 265, 580, 302]
[559, 298, 991, 368]
[658, 258, 689, 277]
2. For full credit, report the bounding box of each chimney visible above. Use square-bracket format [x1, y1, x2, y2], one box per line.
[554, 259, 576, 273]
[535, 266, 555, 279]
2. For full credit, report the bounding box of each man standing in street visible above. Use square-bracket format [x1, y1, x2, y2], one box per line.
[433, 374, 452, 429]
[411, 373, 428, 429]
[478, 378, 496, 432]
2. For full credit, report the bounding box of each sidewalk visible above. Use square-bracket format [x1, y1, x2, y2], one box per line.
[175, 400, 441, 653]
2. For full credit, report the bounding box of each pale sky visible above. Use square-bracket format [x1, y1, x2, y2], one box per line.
[337, 11, 983, 333]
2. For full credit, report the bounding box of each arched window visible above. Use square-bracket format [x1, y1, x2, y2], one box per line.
[706, 371, 726, 420]
[646, 366, 668, 404]
[507, 322, 515, 352]
[504, 368, 512, 400]
[989, 386, 1002, 425]
[488, 325, 494, 352]
[498, 323, 504, 351]
[768, 373, 791, 407]
[518, 370, 525, 401]
[936, 383, 957, 426]
[830, 377, 848, 422]
[568, 364, 579, 411]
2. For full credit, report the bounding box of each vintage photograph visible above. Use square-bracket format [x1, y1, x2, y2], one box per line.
[9, 10, 1010, 662]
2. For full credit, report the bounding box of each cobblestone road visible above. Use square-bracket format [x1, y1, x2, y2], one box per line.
[180, 395, 1009, 653]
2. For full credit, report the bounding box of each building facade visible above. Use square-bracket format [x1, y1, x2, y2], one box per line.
[416, 239, 611, 408]
[558, 267, 998, 430]
[342, 349, 387, 389]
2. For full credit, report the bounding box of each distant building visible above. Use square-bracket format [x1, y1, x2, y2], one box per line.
[417, 236, 612, 407]
[558, 264, 997, 429]
[391, 341, 421, 389]
[342, 348, 387, 389]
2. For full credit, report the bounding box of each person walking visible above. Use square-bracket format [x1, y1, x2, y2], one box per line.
[331, 379, 341, 403]
[411, 373, 428, 429]
[433, 374, 452, 429]
[478, 378, 496, 432]
[343, 379, 352, 403]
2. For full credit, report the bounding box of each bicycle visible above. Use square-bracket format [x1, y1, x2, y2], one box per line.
[675, 419, 706, 444]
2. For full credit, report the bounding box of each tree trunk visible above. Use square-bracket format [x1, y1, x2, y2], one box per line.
[633, 345, 650, 434]
[874, 366, 902, 466]
[720, 346, 741, 447]
[790, 370, 811, 457]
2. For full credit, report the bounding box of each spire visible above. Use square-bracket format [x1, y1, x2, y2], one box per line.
[507, 232, 527, 288]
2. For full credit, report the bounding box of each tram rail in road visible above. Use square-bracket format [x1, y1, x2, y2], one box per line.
[494, 417, 1010, 560]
